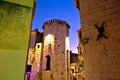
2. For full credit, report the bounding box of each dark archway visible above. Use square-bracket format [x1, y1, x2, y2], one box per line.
[45, 55, 50, 70]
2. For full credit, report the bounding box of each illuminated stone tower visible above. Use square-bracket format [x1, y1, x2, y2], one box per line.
[41, 19, 70, 80]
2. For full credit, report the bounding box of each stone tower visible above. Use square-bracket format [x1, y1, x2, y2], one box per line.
[41, 19, 70, 80]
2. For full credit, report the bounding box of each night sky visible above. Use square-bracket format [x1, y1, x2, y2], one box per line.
[32, 0, 81, 53]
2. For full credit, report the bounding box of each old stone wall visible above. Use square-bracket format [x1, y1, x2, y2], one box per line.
[29, 29, 43, 48]
[32, 43, 42, 80]
[76, 0, 120, 80]
[27, 29, 43, 80]
[42, 19, 70, 80]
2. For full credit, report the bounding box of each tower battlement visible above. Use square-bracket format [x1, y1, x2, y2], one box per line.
[42, 19, 70, 29]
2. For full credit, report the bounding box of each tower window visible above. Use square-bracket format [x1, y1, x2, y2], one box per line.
[26, 65, 32, 72]
[38, 45, 40, 48]
[58, 44, 60, 47]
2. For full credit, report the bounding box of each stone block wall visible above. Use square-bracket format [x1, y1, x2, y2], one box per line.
[75, 0, 120, 80]
[42, 19, 70, 80]
[0, 1, 33, 80]
[27, 43, 42, 80]
[42, 71, 51, 80]
[32, 43, 42, 80]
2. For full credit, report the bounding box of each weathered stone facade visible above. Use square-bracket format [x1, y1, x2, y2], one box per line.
[70, 52, 78, 80]
[27, 29, 43, 80]
[70, 51, 84, 80]
[32, 43, 42, 80]
[75, 0, 120, 80]
[77, 29, 85, 79]
[29, 29, 43, 48]
[41, 19, 70, 80]
[27, 19, 71, 80]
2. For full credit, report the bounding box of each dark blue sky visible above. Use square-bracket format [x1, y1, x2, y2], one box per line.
[32, 0, 80, 53]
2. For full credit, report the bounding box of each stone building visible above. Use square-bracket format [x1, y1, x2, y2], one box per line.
[70, 52, 78, 80]
[77, 29, 85, 80]
[70, 50, 84, 80]
[27, 19, 71, 80]
[75, 0, 120, 80]
[70, 51, 78, 64]
[41, 19, 70, 80]
[26, 29, 43, 80]
[29, 29, 43, 48]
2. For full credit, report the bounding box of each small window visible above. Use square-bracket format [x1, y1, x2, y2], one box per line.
[58, 44, 60, 47]
[38, 45, 40, 48]
[26, 65, 32, 72]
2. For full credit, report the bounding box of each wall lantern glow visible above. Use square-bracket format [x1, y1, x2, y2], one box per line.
[45, 34, 54, 44]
